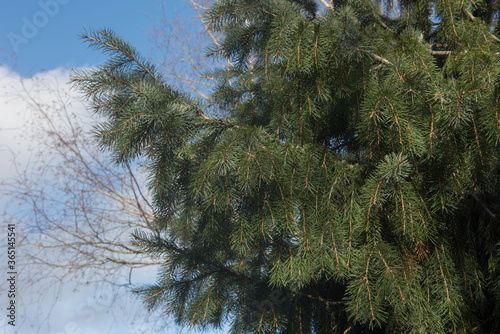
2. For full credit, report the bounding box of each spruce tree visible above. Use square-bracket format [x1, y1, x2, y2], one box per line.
[72, 0, 500, 332]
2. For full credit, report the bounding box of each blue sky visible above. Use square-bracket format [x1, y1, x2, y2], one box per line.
[0, 0, 189, 75]
[0, 1, 225, 334]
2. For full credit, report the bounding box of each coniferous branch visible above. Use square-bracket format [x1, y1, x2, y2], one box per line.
[461, 7, 500, 43]
[75, 0, 500, 332]
[132, 230, 345, 308]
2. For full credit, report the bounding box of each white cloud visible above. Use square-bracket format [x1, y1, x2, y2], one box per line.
[0, 66, 218, 334]
[0, 65, 87, 184]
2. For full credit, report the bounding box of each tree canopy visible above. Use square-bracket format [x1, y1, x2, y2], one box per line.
[73, 0, 500, 332]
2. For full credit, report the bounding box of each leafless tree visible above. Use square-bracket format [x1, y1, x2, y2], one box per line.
[151, 0, 222, 99]
[0, 66, 168, 332]
[0, 1, 223, 332]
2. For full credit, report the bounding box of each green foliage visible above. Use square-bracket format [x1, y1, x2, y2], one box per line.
[73, 0, 500, 332]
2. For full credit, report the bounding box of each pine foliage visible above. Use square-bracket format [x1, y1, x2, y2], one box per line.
[73, 0, 500, 332]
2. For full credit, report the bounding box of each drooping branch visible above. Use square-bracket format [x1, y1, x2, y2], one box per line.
[134, 234, 345, 307]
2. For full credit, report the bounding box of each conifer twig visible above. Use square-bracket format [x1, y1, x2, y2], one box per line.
[318, 0, 333, 9]
[461, 7, 500, 43]
[373, 55, 392, 65]
[430, 50, 453, 56]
